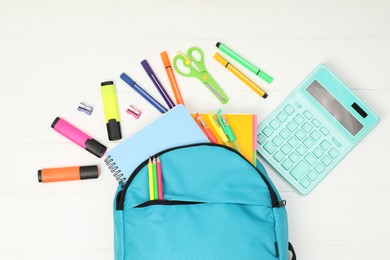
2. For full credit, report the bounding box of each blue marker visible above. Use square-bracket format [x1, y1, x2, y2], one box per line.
[120, 73, 168, 113]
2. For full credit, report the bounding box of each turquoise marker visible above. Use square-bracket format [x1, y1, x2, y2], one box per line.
[216, 42, 273, 84]
[217, 109, 240, 152]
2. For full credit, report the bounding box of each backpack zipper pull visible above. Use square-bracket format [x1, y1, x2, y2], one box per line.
[273, 200, 286, 208]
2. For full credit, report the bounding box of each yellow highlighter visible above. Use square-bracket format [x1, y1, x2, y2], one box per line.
[213, 53, 268, 99]
[101, 81, 122, 141]
[148, 157, 155, 200]
[208, 112, 229, 145]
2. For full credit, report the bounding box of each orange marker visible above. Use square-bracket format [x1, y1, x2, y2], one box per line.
[38, 165, 99, 183]
[161, 51, 185, 105]
[194, 113, 218, 143]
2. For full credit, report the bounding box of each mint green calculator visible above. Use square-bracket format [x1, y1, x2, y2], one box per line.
[257, 64, 379, 194]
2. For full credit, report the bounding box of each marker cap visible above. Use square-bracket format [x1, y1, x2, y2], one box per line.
[140, 60, 154, 76]
[160, 51, 171, 67]
[106, 119, 122, 141]
[85, 139, 107, 157]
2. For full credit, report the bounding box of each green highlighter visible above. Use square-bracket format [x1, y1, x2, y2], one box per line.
[217, 109, 240, 152]
[216, 42, 273, 84]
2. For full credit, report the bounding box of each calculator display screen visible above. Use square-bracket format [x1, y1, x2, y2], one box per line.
[306, 80, 363, 136]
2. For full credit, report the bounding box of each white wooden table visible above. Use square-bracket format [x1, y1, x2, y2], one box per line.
[1, 1, 389, 259]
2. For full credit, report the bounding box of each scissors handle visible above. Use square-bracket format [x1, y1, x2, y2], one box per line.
[186, 47, 206, 72]
[173, 53, 200, 79]
[173, 46, 229, 104]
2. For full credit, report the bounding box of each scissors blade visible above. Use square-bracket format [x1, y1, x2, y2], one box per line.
[204, 82, 228, 103]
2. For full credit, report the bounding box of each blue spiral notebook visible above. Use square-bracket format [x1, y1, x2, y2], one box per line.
[104, 105, 209, 185]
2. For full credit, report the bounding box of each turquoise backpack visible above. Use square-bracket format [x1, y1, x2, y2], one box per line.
[114, 143, 296, 260]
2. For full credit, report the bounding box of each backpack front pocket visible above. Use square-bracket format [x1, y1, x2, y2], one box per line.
[122, 201, 278, 260]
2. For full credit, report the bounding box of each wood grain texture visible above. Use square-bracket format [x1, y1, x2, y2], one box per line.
[0, 1, 389, 259]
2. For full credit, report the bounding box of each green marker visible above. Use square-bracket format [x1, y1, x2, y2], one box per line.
[217, 109, 240, 152]
[216, 42, 273, 84]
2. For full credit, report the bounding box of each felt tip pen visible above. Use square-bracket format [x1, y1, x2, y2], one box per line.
[161, 51, 185, 105]
[141, 59, 175, 109]
[156, 156, 163, 200]
[101, 81, 122, 141]
[217, 109, 240, 151]
[120, 73, 168, 113]
[214, 53, 268, 99]
[51, 117, 107, 158]
[216, 42, 273, 84]
[208, 112, 229, 145]
[148, 158, 154, 200]
[38, 165, 99, 183]
[152, 157, 159, 200]
[194, 113, 218, 143]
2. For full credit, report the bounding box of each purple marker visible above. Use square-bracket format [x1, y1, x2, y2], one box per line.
[51, 117, 107, 158]
[141, 59, 175, 109]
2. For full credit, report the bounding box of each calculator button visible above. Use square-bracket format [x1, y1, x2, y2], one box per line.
[286, 121, 298, 132]
[270, 119, 281, 130]
[304, 153, 317, 165]
[258, 134, 267, 145]
[279, 129, 291, 140]
[312, 118, 321, 128]
[287, 136, 299, 148]
[288, 152, 300, 163]
[281, 144, 292, 155]
[313, 147, 324, 158]
[320, 140, 331, 151]
[331, 137, 342, 147]
[272, 136, 283, 147]
[310, 130, 321, 141]
[276, 111, 288, 123]
[293, 114, 305, 125]
[302, 122, 313, 133]
[281, 159, 293, 171]
[273, 152, 285, 162]
[300, 177, 311, 189]
[290, 160, 310, 180]
[314, 163, 325, 174]
[295, 129, 306, 140]
[296, 144, 307, 156]
[328, 148, 340, 159]
[321, 155, 332, 166]
[307, 171, 318, 181]
[283, 105, 295, 115]
[262, 126, 274, 137]
[303, 110, 313, 119]
[320, 126, 329, 136]
[263, 142, 276, 154]
[303, 137, 314, 149]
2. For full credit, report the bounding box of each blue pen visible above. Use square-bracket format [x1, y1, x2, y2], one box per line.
[141, 59, 175, 109]
[120, 73, 168, 113]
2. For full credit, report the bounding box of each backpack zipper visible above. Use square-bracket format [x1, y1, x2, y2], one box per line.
[116, 143, 283, 210]
[135, 200, 204, 208]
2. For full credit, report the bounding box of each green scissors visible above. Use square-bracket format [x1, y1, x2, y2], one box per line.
[173, 47, 229, 104]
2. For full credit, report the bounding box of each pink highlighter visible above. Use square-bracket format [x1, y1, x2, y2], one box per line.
[51, 117, 107, 158]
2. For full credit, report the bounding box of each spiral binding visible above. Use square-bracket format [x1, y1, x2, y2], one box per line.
[104, 155, 126, 184]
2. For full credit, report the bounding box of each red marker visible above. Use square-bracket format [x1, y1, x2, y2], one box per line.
[156, 157, 163, 200]
[194, 113, 218, 143]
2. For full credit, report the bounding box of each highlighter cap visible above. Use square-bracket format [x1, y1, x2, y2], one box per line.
[160, 51, 171, 68]
[85, 139, 107, 157]
[107, 119, 122, 141]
